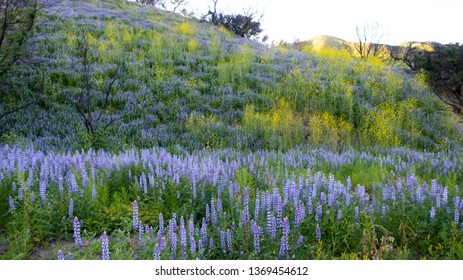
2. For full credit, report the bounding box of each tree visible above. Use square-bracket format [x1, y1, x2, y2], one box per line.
[0, 0, 41, 124]
[347, 22, 389, 60]
[388, 43, 427, 72]
[137, 0, 164, 7]
[0, 0, 39, 76]
[202, 0, 263, 39]
[416, 43, 463, 115]
[167, 0, 188, 13]
[64, 32, 124, 135]
[138, 0, 189, 14]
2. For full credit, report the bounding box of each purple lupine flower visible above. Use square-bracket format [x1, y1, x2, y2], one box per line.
[315, 203, 322, 221]
[200, 218, 208, 248]
[455, 209, 460, 225]
[18, 188, 24, 201]
[372, 195, 377, 207]
[381, 205, 386, 218]
[241, 188, 250, 227]
[67, 253, 73, 260]
[57, 250, 64, 260]
[198, 239, 203, 256]
[91, 184, 97, 200]
[320, 192, 327, 204]
[209, 237, 214, 251]
[266, 212, 277, 240]
[382, 185, 389, 201]
[73, 217, 83, 248]
[418, 186, 426, 204]
[217, 198, 223, 216]
[307, 197, 313, 215]
[328, 193, 334, 207]
[436, 195, 441, 209]
[180, 217, 187, 260]
[58, 175, 63, 196]
[316, 224, 321, 242]
[145, 225, 153, 239]
[12, 182, 16, 191]
[292, 235, 304, 253]
[226, 229, 233, 252]
[251, 221, 260, 254]
[279, 217, 290, 259]
[169, 214, 177, 259]
[337, 209, 343, 220]
[159, 213, 164, 236]
[453, 197, 461, 209]
[193, 183, 197, 202]
[69, 173, 78, 194]
[30, 192, 35, 203]
[354, 206, 359, 222]
[266, 209, 272, 232]
[220, 230, 226, 253]
[101, 231, 110, 260]
[190, 236, 196, 256]
[138, 222, 145, 246]
[276, 195, 283, 228]
[211, 199, 218, 225]
[39, 180, 46, 204]
[295, 204, 305, 228]
[345, 193, 351, 207]
[282, 217, 290, 235]
[430, 180, 438, 199]
[154, 244, 161, 260]
[68, 198, 74, 219]
[8, 196, 14, 211]
[430, 207, 436, 222]
[205, 204, 210, 222]
[188, 215, 194, 240]
[407, 173, 415, 190]
[278, 235, 288, 259]
[442, 187, 448, 206]
[390, 188, 396, 203]
[132, 201, 139, 230]
[254, 190, 260, 220]
[160, 236, 167, 252]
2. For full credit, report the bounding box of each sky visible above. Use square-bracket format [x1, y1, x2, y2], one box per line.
[184, 0, 462, 45]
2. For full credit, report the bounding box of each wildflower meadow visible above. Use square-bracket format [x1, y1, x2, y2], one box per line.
[0, 0, 462, 260]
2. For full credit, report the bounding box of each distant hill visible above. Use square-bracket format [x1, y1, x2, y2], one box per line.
[292, 35, 347, 51]
[398, 41, 438, 52]
[292, 35, 439, 56]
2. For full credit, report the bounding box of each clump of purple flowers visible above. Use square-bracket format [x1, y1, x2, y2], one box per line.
[132, 200, 139, 230]
[8, 196, 15, 211]
[316, 224, 321, 242]
[68, 198, 74, 219]
[73, 217, 83, 248]
[57, 250, 64, 260]
[101, 231, 110, 260]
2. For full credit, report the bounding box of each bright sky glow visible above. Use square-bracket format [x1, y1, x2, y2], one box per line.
[186, 0, 462, 44]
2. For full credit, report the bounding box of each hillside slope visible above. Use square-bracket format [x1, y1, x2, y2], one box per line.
[0, 0, 461, 152]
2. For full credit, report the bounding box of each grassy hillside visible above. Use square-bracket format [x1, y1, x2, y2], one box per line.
[1, 0, 460, 152]
[1, 0, 463, 260]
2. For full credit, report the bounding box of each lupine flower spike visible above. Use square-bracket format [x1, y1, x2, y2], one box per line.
[101, 231, 110, 260]
[73, 217, 83, 248]
[57, 250, 64, 260]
